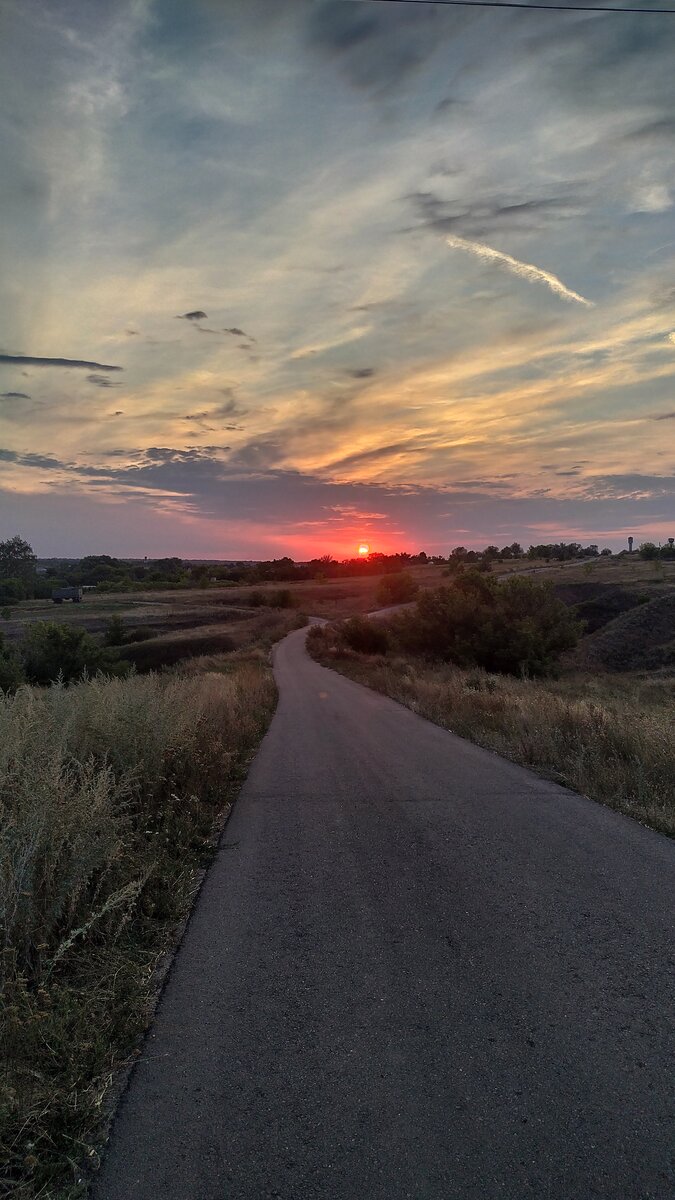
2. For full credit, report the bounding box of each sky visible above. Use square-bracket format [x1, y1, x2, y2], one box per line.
[1, 0, 675, 559]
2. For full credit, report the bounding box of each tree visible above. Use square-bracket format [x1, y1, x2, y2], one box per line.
[639, 542, 659, 561]
[0, 536, 37, 594]
[394, 572, 580, 676]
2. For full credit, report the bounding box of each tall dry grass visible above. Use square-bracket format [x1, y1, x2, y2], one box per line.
[1, 664, 275, 1199]
[308, 628, 674, 836]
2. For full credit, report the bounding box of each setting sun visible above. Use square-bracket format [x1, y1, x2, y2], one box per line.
[358, 543, 370, 557]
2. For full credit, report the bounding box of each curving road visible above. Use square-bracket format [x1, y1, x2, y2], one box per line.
[93, 627, 675, 1200]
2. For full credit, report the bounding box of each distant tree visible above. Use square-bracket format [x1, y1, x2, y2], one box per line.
[0, 577, 30, 604]
[0, 536, 37, 595]
[600, 547, 612, 556]
[508, 542, 523, 558]
[639, 542, 659, 561]
[482, 545, 500, 562]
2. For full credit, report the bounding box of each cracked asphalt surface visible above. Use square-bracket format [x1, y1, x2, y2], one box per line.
[93, 626, 675, 1199]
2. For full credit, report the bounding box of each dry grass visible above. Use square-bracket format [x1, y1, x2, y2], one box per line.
[308, 627, 675, 837]
[0, 663, 276, 1199]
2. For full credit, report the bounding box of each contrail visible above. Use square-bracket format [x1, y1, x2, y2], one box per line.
[446, 234, 593, 307]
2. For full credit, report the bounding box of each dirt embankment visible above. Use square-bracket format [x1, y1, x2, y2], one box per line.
[552, 581, 655, 635]
[570, 591, 675, 671]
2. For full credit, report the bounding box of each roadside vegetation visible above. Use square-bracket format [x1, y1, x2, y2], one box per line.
[0, 659, 277, 1199]
[308, 576, 674, 837]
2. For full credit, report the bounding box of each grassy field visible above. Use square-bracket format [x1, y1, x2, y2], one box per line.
[0, 647, 280, 1199]
[307, 625, 675, 838]
[5, 555, 673, 654]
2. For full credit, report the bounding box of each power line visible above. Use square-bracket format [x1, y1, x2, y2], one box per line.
[352, 0, 675, 14]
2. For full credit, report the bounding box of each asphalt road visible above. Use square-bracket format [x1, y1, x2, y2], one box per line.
[93, 627, 675, 1200]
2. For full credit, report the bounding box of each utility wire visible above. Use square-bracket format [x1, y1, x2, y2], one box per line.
[352, 0, 675, 14]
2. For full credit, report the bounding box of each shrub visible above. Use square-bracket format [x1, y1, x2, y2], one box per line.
[270, 588, 294, 609]
[340, 616, 390, 655]
[21, 622, 128, 686]
[393, 572, 580, 677]
[375, 571, 418, 607]
[0, 576, 29, 604]
[22, 622, 106, 685]
[103, 613, 126, 646]
[0, 631, 25, 693]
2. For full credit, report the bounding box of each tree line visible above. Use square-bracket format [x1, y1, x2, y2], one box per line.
[1, 534, 673, 606]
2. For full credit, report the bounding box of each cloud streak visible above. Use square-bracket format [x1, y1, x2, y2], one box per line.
[445, 236, 593, 308]
[0, 354, 122, 371]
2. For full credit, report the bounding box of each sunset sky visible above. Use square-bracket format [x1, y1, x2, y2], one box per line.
[1, 0, 675, 558]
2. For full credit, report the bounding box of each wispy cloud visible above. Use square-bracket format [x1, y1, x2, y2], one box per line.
[0, 354, 122, 370]
[86, 373, 121, 388]
[445, 236, 593, 308]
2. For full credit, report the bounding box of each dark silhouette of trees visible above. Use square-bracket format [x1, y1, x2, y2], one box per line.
[0, 536, 37, 601]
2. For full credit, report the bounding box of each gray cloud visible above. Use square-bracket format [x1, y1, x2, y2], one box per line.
[651, 411, 675, 421]
[408, 190, 582, 241]
[348, 368, 375, 379]
[622, 117, 675, 143]
[87, 373, 121, 388]
[223, 327, 255, 340]
[176, 310, 207, 321]
[0, 448, 67, 470]
[306, 1, 448, 93]
[0, 354, 122, 371]
[0, 391, 30, 399]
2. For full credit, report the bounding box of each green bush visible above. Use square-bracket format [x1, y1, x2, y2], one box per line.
[103, 614, 127, 646]
[340, 616, 390, 655]
[375, 571, 418, 607]
[21, 622, 126, 686]
[0, 576, 30, 604]
[394, 572, 580, 677]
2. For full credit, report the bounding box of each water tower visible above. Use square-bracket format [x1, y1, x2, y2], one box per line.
[628, 536, 633, 553]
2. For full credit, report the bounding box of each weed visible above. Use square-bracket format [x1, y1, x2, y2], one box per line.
[0, 665, 276, 1198]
